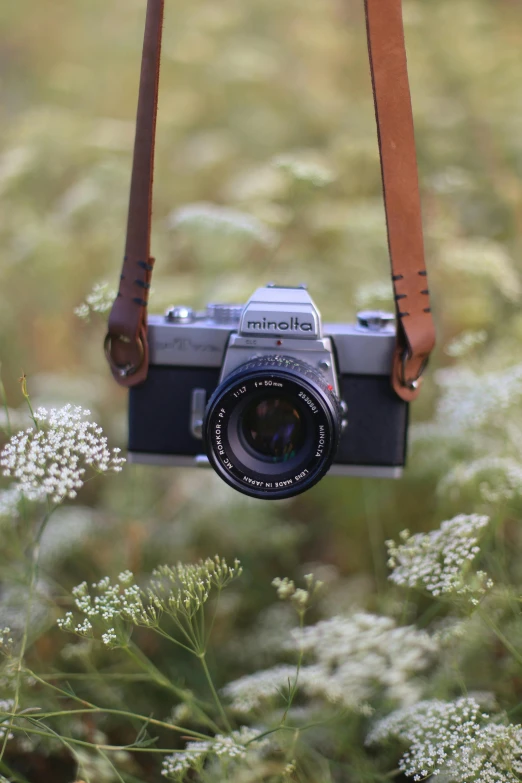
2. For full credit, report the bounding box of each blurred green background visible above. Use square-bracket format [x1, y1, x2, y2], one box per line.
[1, 0, 522, 779]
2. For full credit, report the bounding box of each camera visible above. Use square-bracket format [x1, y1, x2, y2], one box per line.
[127, 284, 408, 499]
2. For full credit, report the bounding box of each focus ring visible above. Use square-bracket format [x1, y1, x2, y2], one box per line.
[203, 355, 343, 499]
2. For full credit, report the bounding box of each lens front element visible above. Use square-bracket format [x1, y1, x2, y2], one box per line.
[204, 355, 341, 499]
[242, 397, 305, 463]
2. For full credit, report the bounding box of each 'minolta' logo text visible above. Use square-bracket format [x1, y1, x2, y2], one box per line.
[246, 316, 314, 332]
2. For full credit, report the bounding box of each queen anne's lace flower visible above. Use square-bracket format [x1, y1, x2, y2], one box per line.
[367, 697, 522, 783]
[161, 726, 266, 780]
[223, 613, 436, 714]
[0, 405, 125, 504]
[0, 484, 23, 518]
[57, 557, 242, 645]
[386, 514, 491, 600]
[272, 154, 335, 187]
[74, 281, 117, 321]
[169, 202, 277, 248]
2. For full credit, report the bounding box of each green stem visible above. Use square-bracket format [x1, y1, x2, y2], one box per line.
[0, 369, 11, 437]
[0, 761, 32, 783]
[198, 653, 231, 732]
[8, 721, 177, 754]
[281, 611, 305, 724]
[13, 707, 210, 740]
[25, 670, 212, 739]
[477, 607, 522, 669]
[123, 643, 187, 700]
[0, 538, 41, 763]
[153, 625, 194, 654]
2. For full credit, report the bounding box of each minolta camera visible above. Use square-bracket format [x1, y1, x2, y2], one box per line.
[128, 285, 408, 499]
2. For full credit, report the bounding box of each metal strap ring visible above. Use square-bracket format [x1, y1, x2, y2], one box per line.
[400, 350, 429, 391]
[104, 333, 144, 378]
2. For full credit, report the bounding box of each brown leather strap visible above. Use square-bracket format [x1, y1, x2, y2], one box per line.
[106, 0, 435, 400]
[105, 0, 164, 386]
[365, 0, 436, 401]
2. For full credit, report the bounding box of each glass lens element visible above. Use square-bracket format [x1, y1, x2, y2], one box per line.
[241, 397, 305, 462]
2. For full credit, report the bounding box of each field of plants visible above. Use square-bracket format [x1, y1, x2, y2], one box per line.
[2, 0, 522, 780]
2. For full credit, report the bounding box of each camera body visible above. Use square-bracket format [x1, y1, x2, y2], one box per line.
[128, 285, 408, 498]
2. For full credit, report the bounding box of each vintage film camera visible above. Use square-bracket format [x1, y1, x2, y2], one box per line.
[127, 284, 408, 499]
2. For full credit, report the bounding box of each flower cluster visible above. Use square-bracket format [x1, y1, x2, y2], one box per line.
[169, 202, 277, 248]
[436, 363, 522, 437]
[439, 457, 522, 504]
[223, 613, 436, 714]
[150, 557, 242, 621]
[367, 697, 522, 783]
[445, 329, 487, 357]
[161, 726, 266, 781]
[386, 514, 492, 602]
[57, 572, 148, 646]
[57, 558, 242, 647]
[0, 405, 125, 504]
[222, 665, 298, 714]
[273, 154, 335, 187]
[74, 281, 117, 321]
[0, 484, 23, 519]
[272, 573, 323, 612]
[0, 627, 13, 651]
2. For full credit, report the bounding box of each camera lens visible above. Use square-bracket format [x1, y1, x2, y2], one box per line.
[203, 355, 341, 499]
[241, 397, 305, 462]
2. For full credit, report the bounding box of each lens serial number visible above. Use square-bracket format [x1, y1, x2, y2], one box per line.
[298, 391, 318, 413]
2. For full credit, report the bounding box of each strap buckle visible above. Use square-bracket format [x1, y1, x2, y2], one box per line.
[104, 333, 144, 378]
[400, 350, 429, 391]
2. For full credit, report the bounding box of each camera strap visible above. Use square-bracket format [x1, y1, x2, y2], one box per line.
[105, 0, 435, 402]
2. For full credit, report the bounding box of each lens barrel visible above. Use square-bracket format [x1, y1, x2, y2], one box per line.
[203, 355, 342, 499]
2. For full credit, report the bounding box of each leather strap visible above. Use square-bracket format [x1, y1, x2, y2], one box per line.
[106, 0, 435, 401]
[105, 0, 164, 386]
[365, 0, 436, 401]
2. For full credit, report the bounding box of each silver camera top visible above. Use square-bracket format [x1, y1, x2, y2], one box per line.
[150, 284, 396, 378]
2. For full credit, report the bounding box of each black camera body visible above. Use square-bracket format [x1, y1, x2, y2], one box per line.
[128, 285, 408, 499]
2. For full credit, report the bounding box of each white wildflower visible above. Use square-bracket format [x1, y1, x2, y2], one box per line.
[0, 484, 23, 519]
[273, 154, 335, 187]
[438, 457, 522, 504]
[162, 741, 209, 778]
[445, 329, 487, 357]
[386, 514, 491, 599]
[224, 614, 436, 714]
[272, 577, 296, 600]
[56, 611, 74, 631]
[169, 202, 277, 248]
[272, 573, 322, 611]
[293, 614, 436, 709]
[58, 557, 241, 642]
[161, 727, 267, 779]
[150, 557, 242, 620]
[0, 405, 125, 504]
[0, 627, 13, 649]
[435, 363, 522, 436]
[441, 238, 520, 301]
[101, 628, 117, 647]
[354, 280, 394, 311]
[367, 696, 522, 783]
[75, 619, 93, 636]
[74, 281, 117, 321]
[222, 665, 298, 713]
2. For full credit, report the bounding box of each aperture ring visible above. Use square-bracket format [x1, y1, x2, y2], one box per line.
[203, 356, 342, 499]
